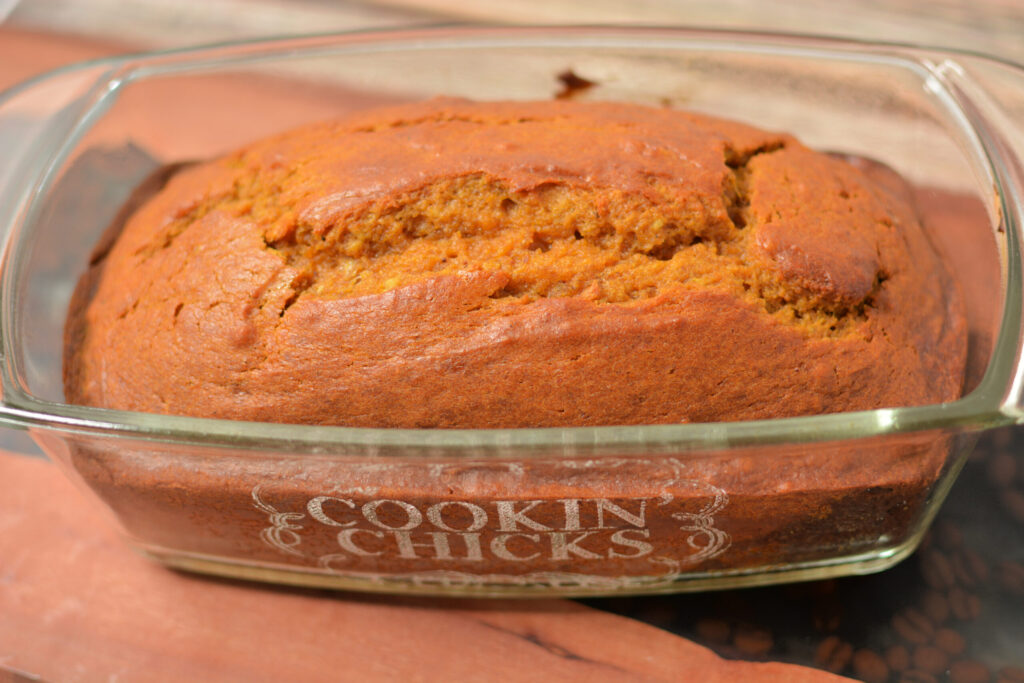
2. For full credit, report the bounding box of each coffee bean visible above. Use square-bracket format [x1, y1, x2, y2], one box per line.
[913, 645, 950, 675]
[695, 618, 731, 644]
[997, 560, 1024, 596]
[886, 644, 911, 672]
[637, 603, 676, 628]
[935, 520, 964, 551]
[814, 635, 853, 673]
[921, 550, 956, 590]
[1000, 488, 1024, 525]
[934, 627, 966, 656]
[987, 451, 1017, 487]
[812, 601, 842, 633]
[852, 649, 889, 683]
[733, 625, 772, 657]
[952, 549, 989, 587]
[998, 665, 1024, 683]
[783, 584, 815, 600]
[899, 670, 939, 683]
[949, 659, 992, 683]
[806, 579, 838, 597]
[892, 607, 936, 644]
[989, 427, 1014, 450]
[948, 587, 982, 621]
[920, 590, 951, 623]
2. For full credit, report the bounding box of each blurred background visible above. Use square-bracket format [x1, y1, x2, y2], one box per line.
[3, 0, 1024, 65]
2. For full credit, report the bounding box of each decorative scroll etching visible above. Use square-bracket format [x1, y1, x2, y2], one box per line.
[669, 485, 732, 563]
[252, 485, 305, 557]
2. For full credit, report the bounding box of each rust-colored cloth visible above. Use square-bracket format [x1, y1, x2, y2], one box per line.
[0, 452, 849, 682]
[0, 28, 127, 90]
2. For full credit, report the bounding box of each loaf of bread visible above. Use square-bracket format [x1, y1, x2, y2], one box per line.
[64, 98, 967, 428]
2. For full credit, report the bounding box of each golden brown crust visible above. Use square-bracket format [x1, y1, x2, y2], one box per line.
[64, 99, 967, 427]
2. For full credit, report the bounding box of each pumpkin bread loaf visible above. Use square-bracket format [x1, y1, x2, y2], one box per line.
[64, 99, 967, 427]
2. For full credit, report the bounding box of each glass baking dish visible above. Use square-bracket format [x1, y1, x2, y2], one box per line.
[1, 26, 1023, 597]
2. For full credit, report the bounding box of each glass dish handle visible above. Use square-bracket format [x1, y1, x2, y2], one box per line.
[930, 56, 1024, 421]
[0, 63, 119, 371]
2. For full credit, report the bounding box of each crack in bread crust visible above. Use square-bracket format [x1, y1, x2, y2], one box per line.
[127, 123, 874, 336]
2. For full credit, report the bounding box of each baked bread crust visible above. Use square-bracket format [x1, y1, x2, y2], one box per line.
[64, 99, 967, 427]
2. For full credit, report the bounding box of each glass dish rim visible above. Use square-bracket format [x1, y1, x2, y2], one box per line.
[0, 24, 1021, 454]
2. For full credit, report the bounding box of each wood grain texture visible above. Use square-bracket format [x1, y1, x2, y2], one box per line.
[0, 453, 849, 682]
[9, 0, 1024, 66]
[361, 0, 1024, 64]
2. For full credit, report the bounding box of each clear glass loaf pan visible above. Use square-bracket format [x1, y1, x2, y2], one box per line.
[1, 27, 1023, 597]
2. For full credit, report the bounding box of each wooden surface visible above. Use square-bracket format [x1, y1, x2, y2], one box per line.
[364, 0, 1024, 64]
[0, 452, 847, 682]
[9, 0, 1024, 66]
